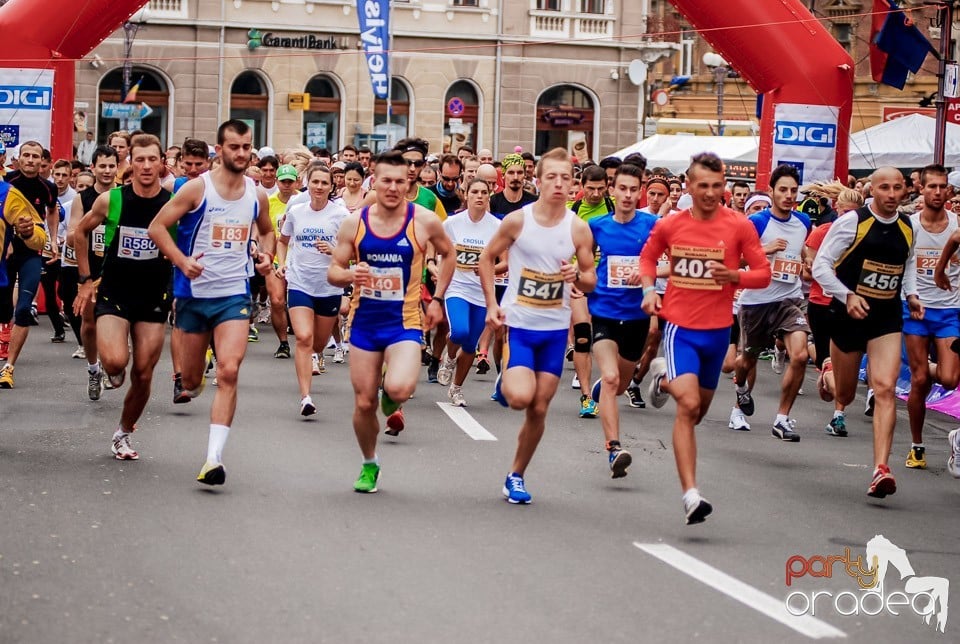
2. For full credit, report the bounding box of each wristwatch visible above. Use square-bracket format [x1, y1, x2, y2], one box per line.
[78, 274, 92, 285]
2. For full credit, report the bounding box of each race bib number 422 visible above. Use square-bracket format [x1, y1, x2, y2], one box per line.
[516, 268, 564, 308]
[455, 244, 482, 271]
[856, 259, 903, 300]
[669, 245, 724, 291]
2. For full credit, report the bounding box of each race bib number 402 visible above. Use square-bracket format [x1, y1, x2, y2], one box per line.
[516, 268, 564, 308]
[360, 266, 404, 301]
[669, 245, 724, 290]
[856, 259, 903, 300]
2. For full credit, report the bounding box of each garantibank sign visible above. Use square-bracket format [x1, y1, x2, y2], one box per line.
[247, 29, 350, 51]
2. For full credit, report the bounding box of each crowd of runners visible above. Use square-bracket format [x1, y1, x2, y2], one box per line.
[2, 120, 959, 524]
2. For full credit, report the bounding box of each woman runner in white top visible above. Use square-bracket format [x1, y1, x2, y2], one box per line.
[277, 164, 350, 416]
[434, 178, 506, 406]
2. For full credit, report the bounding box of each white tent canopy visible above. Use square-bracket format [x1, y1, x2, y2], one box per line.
[613, 115, 960, 176]
[848, 113, 960, 169]
[612, 134, 758, 175]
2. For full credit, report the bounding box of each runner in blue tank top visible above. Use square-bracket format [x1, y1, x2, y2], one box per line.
[329, 151, 454, 494]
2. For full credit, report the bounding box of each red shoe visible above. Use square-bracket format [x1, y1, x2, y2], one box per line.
[867, 464, 897, 498]
[384, 408, 405, 436]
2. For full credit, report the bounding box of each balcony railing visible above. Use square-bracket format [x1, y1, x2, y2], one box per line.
[148, 0, 188, 19]
[529, 10, 614, 40]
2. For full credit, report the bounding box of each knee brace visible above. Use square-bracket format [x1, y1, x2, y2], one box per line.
[574, 322, 592, 353]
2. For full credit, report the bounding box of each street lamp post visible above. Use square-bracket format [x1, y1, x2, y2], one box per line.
[703, 52, 728, 136]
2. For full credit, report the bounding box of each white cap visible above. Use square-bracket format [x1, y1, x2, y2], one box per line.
[677, 193, 693, 210]
[948, 170, 960, 190]
[258, 146, 276, 159]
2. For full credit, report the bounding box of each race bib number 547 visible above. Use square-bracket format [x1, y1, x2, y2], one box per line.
[516, 268, 564, 308]
[669, 245, 724, 290]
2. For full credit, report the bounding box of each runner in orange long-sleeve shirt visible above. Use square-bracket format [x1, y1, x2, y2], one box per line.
[639, 152, 771, 525]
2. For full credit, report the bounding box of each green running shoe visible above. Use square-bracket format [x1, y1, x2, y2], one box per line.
[354, 462, 380, 493]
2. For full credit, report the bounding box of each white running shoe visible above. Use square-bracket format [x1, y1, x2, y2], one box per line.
[647, 357, 669, 409]
[333, 347, 345, 363]
[772, 347, 786, 375]
[437, 357, 456, 387]
[728, 407, 751, 431]
[111, 433, 139, 460]
[300, 395, 317, 417]
[72, 345, 86, 359]
[448, 384, 467, 407]
[571, 373, 581, 390]
[948, 428, 960, 479]
[311, 353, 321, 375]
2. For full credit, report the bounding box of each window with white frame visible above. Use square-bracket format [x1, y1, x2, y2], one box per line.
[580, 0, 604, 14]
[679, 29, 695, 77]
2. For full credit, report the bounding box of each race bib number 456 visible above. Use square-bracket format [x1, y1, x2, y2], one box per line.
[856, 259, 903, 300]
[516, 268, 564, 308]
[669, 245, 724, 291]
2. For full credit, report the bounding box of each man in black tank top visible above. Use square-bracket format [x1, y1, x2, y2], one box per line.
[72, 135, 172, 462]
[811, 167, 922, 500]
[63, 145, 119, 400]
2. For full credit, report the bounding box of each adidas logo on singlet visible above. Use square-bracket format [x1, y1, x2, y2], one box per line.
[396, 238, 410, 247]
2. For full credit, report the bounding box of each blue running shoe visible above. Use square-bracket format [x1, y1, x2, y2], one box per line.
[491, 373, 508, 407]
[579, 395, 598, 418]
[502, 473, 531, 504]
[591, 378, 601, 404]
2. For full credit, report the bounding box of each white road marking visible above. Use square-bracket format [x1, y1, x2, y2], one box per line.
[437, 403, 498, 441]
[634, 543, 846, 640]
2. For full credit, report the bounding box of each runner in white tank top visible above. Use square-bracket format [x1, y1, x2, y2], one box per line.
[149, 119, 275, 488]
[478, 148, 597, 505]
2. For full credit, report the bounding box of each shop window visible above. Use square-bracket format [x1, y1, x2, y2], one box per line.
[443, 80, 480, 154]
[303, 75, 342, 151]
[97, 67, 169, 147]
[374, 78, 411, 146]
[229, 71, 269, 149]
[535, 84, 596, 162]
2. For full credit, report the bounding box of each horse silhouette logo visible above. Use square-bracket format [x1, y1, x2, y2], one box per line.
[866, 535, 948, 633]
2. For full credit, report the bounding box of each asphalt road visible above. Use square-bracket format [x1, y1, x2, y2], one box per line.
[1, 320, 958, 644]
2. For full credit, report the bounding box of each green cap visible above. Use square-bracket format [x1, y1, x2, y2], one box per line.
[277, 164, 298, 182]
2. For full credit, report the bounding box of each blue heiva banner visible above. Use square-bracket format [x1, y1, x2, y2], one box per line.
[357, 0, 390, 99]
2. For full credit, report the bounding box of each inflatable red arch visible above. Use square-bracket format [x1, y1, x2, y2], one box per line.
[0, 0, 854, 186]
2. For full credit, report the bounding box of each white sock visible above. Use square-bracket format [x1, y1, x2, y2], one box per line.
[87, 362, 99, 374]
[334, 342, 342, 351]
[912, 442, 924, 449]
[736, 383, 749, 394]
[833, 410, 845, 419]
[363, 454, 379, 466]
[112, 427, 131, 441]
[775, 413, 790, 426]
[682, 488, 701, 507]
[207, 424, 230, 464]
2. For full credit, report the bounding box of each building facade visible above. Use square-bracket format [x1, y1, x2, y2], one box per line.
[77, 0, 655, 160]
